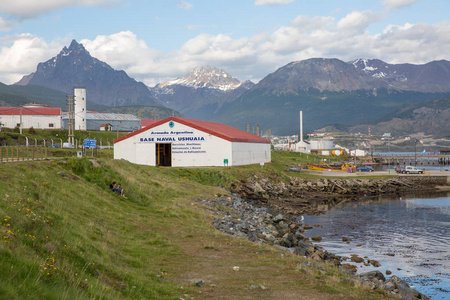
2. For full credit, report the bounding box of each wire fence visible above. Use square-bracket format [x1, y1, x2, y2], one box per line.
[0, 146, 47, 163]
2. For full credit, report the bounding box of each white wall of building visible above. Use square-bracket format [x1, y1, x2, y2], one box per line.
[0, 115, 61, 129]
[309, 139, 335, 150]
[114, 120, 271, 167]
[74, 88, 86, 131]
[295, 141, 311, 153]
[350, 149, 368, 157]
[232, 142, 270, 166]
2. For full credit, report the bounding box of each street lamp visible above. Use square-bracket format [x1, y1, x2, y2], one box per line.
[414, 139, 417, 167]
[387, 142, 390, 174]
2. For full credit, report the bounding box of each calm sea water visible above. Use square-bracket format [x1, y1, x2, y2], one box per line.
[300, 192, 450, 299]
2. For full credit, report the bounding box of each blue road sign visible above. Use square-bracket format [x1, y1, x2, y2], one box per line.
[83, 138, 97, 149]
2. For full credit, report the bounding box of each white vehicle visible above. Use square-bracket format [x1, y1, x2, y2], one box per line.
[402, 166, 423, 174]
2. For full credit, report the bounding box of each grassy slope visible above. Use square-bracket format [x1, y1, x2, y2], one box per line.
[0, 154, 387, 299]
[0, 128, 127, 148]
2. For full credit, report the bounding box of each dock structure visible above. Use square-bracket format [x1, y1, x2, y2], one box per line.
[367, 154, 450, 166]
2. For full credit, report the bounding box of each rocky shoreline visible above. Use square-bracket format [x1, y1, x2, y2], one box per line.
[197, 176, 448, 299]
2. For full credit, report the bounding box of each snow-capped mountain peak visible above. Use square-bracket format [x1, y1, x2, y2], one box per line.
[160, 66, 243, 91]
[351, 58, 392, 79]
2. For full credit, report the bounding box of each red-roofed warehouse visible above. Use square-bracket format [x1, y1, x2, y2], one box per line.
[0, 106, 61, 130]
[114, 117, 271, 167]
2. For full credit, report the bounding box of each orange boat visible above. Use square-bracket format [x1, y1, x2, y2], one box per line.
[307, 163, 355, 172]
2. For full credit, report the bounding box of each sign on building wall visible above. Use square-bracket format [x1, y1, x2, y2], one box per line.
[138, 128, 207, 154]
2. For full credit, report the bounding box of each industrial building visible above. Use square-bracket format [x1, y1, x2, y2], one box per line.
[0, 104, 61, 130]
[309, 139, 335, 155]
[61, 112, 140, 132]
[114, 117, 271, 167]
[61, 88, 140, 132]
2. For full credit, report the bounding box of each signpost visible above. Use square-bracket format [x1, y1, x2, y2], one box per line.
[83, 139, 97, 157]
[83, 139, 97, 149]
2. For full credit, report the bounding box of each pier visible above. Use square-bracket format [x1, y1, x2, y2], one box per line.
[366, 154, 450, 166]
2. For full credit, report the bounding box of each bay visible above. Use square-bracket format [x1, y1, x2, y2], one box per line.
[301, 192, 450, 299]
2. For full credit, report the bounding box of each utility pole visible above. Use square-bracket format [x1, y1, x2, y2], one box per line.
[20, 106, 23, 134]
[139, 109, 142, 128]
[66, 95, 75, 145]
[116, 120, 123, 139]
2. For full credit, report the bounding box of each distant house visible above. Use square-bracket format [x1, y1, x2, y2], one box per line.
[440, 149, 450, 155]
[295, 140, 311, 154]
[309, 139, 335, 155]
[100, 123, 112, 131]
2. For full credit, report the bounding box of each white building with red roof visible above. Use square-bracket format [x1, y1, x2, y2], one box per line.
[114, 117, 271, 167]
[0, 106, 61, 130]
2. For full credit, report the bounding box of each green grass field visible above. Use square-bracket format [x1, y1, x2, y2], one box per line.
[0, 151, 389, 299]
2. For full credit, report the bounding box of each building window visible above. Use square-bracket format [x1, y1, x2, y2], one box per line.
[49, 123, 54, 128]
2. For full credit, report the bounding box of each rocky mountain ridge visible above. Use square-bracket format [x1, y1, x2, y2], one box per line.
[350, 58, 450, 92]
[157, 66, 246, 91]
[151, 66, 254, 120]
[252, 58, 450, 94]
[349, 97, 450, 139]
[15, 40, 159, 107]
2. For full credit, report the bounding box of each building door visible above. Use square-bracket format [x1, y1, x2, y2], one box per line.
[156, 143, 172, 166]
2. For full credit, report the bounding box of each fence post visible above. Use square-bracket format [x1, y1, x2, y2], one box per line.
[32, 147, 35, 161]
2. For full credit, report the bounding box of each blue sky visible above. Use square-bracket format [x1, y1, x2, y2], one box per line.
[0, 0, 449, 86]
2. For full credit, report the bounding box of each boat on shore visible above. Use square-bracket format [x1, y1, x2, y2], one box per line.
[307, 163, 356, 172]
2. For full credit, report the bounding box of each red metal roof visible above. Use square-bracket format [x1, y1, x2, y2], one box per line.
[0, 107, 61, 116]
[141, 120, 158, 127]
[114, 117, 270, 144]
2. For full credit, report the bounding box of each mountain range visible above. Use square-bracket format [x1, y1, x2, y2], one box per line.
[151, 66, 254, 120]
[349, 97, 450, 139]
[215, 58, 450, 135]
[5, 40, 450, 136]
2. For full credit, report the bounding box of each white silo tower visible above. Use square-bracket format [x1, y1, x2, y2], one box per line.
[74, 88, 87, 130]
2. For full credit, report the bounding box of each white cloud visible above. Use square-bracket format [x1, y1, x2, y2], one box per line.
[177, 1, 193, 10]
[382, 0, 420, 10]
[337, 11, 382, 33]
[0, 0, 117, 18]
[1, 12, 450, 86]
[255, 0, 295, 6]
[0, 17, 13, 31]
[0, 34, 62, 83]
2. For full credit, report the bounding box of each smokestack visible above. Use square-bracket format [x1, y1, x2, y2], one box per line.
[300, 110, 303, 142]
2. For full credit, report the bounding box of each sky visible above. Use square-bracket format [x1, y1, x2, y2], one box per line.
[0, 0, 449, 87]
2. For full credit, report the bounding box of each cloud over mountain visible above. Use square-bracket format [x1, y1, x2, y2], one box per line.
[0, 0, 115, 18]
